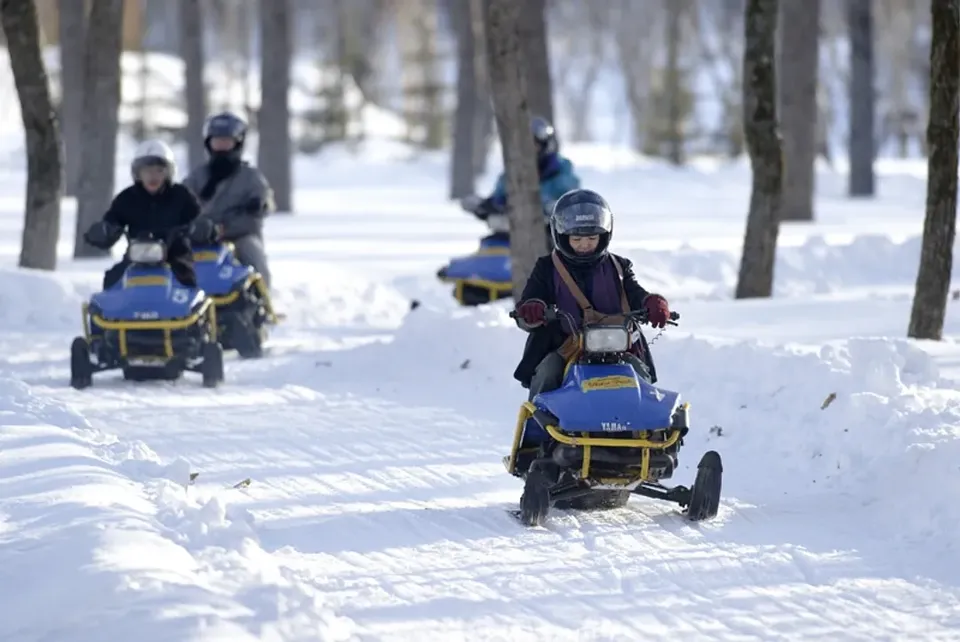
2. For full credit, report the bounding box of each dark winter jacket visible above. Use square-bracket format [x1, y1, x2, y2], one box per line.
[512, 251, 653, 387]
[87, 182, 201, 259]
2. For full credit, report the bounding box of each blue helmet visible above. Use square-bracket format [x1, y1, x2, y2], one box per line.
[550, 189, 613, 265]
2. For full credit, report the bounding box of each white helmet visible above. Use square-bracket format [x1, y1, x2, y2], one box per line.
[131, 139, 177, 182]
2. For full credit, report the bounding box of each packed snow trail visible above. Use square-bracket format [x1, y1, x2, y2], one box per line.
[4, 281, 959, 640]
[1, 148, 960, 638]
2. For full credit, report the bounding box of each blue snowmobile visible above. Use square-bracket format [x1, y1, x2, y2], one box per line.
[191, 241, 279, 359]
[70, 232, 224, 389]
[436, 197, 513, 306]
[436, 196, 554, 306]
[504, 306, 722, 526]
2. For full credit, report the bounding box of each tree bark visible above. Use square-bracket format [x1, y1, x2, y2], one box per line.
[778, 0, 819, 221]
[178, 0, 206, 172]
[517, 0, 553, 123]
[449, 0, 480, 198]
[58, 0, 86, 197]
[664, 0, 685, 165]
[258, 0, 292, 212]
[484, 0, 547, 298]
[471, 0, 493, 178]
[73, 0, 122, 259]
[908, 0, 959, 341]
[847, 0, 876, 197]
[735, 0, 783, 299]
[2, 0, 63, 271]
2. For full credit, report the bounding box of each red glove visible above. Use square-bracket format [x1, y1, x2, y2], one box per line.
[515, 299, 546, 326]
[643, 294, 670, 328]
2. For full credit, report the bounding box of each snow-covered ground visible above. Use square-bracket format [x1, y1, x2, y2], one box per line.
[1, 106, 960, 639]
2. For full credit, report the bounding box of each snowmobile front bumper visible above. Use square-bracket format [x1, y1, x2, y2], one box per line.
[83, 300, 217, 363]
[504, 400, 696, 507]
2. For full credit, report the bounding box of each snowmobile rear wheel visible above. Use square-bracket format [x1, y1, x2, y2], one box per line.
[519, 469, 551, 527]
[201, 342, 224, 388]
[70, 337, 93, 390]
[686, 450, 722, 521]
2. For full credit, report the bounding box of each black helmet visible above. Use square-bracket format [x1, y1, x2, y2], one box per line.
[203, 111, 247, 159]
[531, 115, 558, 159]
[550, 189, 614, 265]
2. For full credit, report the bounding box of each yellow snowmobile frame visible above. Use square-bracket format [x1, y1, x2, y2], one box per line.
[82, 292, 218, 361]
[504, 400, 689, 484]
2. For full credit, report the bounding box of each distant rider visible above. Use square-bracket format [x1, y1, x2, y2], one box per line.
[467, 116, 581, 227]
[511, 189, 672, 400]
[83, 139, 216, 290]
[182, 111, 275, 288]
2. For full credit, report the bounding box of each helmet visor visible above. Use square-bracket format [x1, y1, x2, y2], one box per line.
[204, 115, 245, 139]
[552, 202, 613, 237]
[133, 157, 171, 182]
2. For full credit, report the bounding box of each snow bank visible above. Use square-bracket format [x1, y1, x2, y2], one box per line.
[0, 267, 93, 332]
[336, 304, 960, 542]
[410, 233, 953, 306]
[271, 261, 412, 331]
[0, 378, 354, 642]
[624, 234, 956, 299]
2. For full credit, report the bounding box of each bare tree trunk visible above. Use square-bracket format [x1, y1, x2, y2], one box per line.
[450, 0, 481, 198]
[238, 0, 253, 125]
[258, 0, 292, 212]
[2, 0, 63, 271]
[58, 0, 86, 197]
[73, 0, 123, 259]
[517, 0, 553, 123]
[471, 0, 493, 178]
[777, 0, 819, 221]
[847, 0, 876, 197]
[474, 92, 494, 177]
[735, 0, 783, 299]
[664, 0, 684, 165]
[179, 0, 206, 171]
[908, 0, 959, 341]
[134, 9, 147, 142]
[484, 0, 546, 297]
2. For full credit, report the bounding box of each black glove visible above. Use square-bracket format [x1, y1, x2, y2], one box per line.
[473, 198, 503, 220]
[83, 221, 122, 249]
[243, 196, 263, 214]
[188, 217, 219, 244]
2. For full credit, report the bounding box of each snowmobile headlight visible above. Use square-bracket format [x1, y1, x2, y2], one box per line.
[486, 213, 510, 233]
[128, 241, 165, 263]
[584, 326, 630, 353]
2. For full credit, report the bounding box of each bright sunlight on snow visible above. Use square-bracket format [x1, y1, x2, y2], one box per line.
[2, 47, 960, 642]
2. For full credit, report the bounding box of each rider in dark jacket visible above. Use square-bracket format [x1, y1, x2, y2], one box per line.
[83, 139, 214, 289]
[511, 189, 671, 399]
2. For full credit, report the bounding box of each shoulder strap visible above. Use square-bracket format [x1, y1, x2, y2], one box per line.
[551, 251, 593, 311]
[609, 255, 631, 314]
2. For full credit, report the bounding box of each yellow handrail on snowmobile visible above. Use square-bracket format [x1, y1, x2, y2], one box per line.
[83, 298, 217, 359]
[125, 275, 171, 287]
[203, 272, 280, 324]
[505, 401, 687, 481]
[451, 279, 512, 305]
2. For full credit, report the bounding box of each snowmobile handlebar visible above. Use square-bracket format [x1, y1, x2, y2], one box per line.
[509, 306, 680, 328]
